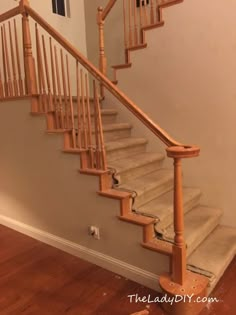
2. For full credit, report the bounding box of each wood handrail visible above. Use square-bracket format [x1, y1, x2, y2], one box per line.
[101, 0, 118, 21]
[0, 6, 21, 24]
[25, 4, 185, 148]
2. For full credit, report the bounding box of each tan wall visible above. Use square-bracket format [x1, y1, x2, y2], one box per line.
[0, 0, 87, 55]
[100, 0, 236, 228]
[84, 0, 125, 79]
[0, 99, 169, 289]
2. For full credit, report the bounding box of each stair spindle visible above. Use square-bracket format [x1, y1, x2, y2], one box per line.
[76, 61, 82, 149]
[54, 46, 64, 128]
[3, 24, 13, 97]
[14, 19, 24, 96]
[8, 21, 18, 96]
[93, 81, 107, 171]
[0, 69, 3, 98]
[123, 0, 128, 49]
[49, 37, 59, 128]
[42, 35, 53, 112]
[80, 69, 88, 150]
[150, 0, 155, 24]
[128, 0, 133, 47]
[133, 0, 139, 45]
[1, 26, 8, 97]
[66, 54, 76, 147]
[60, 49, 70, 129]
[93, 80, 101, 169]
[35, 24, 47, 112]
[143, 0, 148, 25]
[139, 0, 144, 33]
[85, 73, 94, 168]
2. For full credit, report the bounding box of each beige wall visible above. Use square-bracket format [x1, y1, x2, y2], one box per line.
[0, 99, 169, 289]
[101, 0, 236, 228]
[1, 0, 87, 55]
[84, 0, 125, 79]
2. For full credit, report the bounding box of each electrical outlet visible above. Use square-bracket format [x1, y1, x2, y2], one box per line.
[88, 226, 100, 240]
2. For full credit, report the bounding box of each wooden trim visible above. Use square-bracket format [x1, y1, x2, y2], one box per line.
[0, 6, 20, 24]
[25, 5, 186, 148]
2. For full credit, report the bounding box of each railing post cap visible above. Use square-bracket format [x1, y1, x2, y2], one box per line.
[166, 145, 200, 159]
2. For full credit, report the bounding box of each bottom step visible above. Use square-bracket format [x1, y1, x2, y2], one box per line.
[187, 225, 236, 292]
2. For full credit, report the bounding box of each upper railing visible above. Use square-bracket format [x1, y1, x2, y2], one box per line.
[97, 0, 183, 78]
[0, 0, 199, 287]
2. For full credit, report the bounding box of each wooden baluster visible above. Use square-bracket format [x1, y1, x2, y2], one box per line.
[97, 7, 106, 98]
[150, 0, 155, 24]
[35, 24, 46, 112]
[139, 0, 144, 42]
[93, 81, 107, 171]
[156, 0, 161, 22]
[49, 37, 59, 128]
[8, 21, 18, 96]
[66, 55, 76, 148]
[1, 26, 8, 97]
[85, 73, 94, 168]
[80, 69, 88, 150]
[123, 0, 128, 49]
[128, 0, 133, 47]
[93, 80, 101, 169]
[54, 46, 64, 128]
[60, 49, 69, 129]
[14, 19, 24, 96]
[143, 0, 148, 25]
[3, 24, 13, 97]
[76, 61, 82, 149]
[42, 35, 53, 112]
[133, 0, 139, 45]
[0, 69, 3, 98]
[21, 2, 37, 95]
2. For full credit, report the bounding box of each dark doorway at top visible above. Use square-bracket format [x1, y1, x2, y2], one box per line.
[136, 0, 150, 7]
[52, 0, 66, 17]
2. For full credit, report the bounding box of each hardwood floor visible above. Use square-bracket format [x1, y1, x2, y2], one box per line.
[0, 225, 235, 315]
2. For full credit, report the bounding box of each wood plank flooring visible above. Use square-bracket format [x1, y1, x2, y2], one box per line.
[0, 224, 235, 315]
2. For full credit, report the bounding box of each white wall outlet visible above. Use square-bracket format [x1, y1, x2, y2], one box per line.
[88, 225, 100, 240]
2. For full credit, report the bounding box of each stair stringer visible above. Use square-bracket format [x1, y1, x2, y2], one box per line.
[0, 97, 172, 291]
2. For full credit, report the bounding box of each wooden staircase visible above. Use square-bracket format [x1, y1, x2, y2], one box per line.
[0, 1, 235, 314]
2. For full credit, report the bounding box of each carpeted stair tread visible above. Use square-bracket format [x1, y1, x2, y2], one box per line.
[105, 137, 147, 152]
[187, 225, 236, 291]
[109, 152, 165, 183]
[74, 108, 118, 116]
[118, 169, 173, 207]
[93, 122, 132, 132]
[155, 206, 223, 257]
[135, 187, 201, 222]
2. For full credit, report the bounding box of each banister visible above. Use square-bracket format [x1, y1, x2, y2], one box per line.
[0, 6, 21, 23]
[24, 4, 186, 148]
[101, 0, 118, 21]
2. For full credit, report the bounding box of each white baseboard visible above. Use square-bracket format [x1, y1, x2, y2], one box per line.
[0, 214, 161, 292]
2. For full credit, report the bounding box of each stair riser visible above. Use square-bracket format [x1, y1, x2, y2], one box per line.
[135, 178, 173, 208]
[116, 159, 164, 184]
[187, 215, 223, 257]
[107, 143, 147, 162]
[74, 114, 117, 125]
[98, 128, 131, 142]
[160, 193, 201, 229]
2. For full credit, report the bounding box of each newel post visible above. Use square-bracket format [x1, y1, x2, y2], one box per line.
[159, 146, 209, 315]
[19, 0, 37, 96]
[167, 146, 200, 285]
[97, 7, 106, 97]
